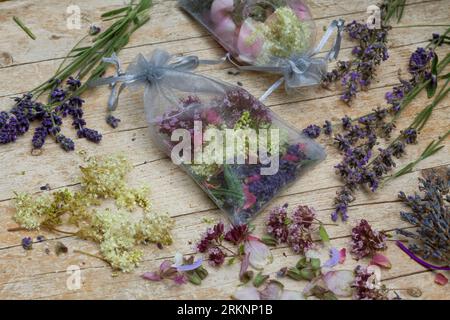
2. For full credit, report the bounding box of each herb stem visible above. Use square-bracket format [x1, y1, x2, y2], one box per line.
[13, 16, 36, 40]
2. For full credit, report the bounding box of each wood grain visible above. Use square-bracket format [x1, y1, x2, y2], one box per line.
[0, 0, 448, 300]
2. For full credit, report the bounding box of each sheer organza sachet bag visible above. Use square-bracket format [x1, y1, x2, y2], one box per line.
[179, 0, 344, 99]
[92, 49, 326, 224]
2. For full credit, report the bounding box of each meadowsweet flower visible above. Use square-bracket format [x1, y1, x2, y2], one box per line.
[351, 220, 387, 259]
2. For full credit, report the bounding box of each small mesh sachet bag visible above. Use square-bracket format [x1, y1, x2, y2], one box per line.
[92, 49, 326, 224]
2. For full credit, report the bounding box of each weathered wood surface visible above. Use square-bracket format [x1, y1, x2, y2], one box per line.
[0, 0, 449, 300]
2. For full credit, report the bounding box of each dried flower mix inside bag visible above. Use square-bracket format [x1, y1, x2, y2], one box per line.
[179, 0, 344, 99]
[91, 49, 326, 224]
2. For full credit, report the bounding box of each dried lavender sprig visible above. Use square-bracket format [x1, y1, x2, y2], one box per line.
[0, 0, 152, 151]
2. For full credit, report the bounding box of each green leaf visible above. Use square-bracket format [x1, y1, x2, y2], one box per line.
[261, 235, 278, 246]
[253, 272, 269, 288]
[310, 258, 321, 271]
[187, 272, 202, 285]
[101, 7, 130, 18]
[319, 224, 330, 243]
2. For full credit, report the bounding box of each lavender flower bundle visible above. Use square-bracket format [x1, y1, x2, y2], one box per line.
[0, 0, 152, 152]
[96, 49, 325, 224]
[396, 169, 449, 267]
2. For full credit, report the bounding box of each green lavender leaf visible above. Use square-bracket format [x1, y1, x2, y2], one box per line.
[101, 7, 130, 19]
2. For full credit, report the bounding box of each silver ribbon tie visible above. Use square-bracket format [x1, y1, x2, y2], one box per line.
[88, 50, 228, 117]
[231, 19, 345, 101]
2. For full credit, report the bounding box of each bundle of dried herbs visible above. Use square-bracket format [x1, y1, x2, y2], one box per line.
[0, 0, 153, 152]
[396, 169, 449, 269]
[12, 154, 174, 272]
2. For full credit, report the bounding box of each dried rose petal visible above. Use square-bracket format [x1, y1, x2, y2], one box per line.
[435, 273, 448, 286]
[245, 238, 273, 269]
[280, 290, 304, 300]
[232, 286, 261, 300]
[323, 270, 355, 297]
[339, 248, 347, 264]
[141, 272, 162, 282]
[370, 253, 392, 269]
[260, 281, 284, 300]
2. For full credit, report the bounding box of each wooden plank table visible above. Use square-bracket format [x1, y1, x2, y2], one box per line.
[0, 0, 449, 300]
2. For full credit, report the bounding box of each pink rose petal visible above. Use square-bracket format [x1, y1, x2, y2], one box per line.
[141, 272, 162, 281]
[244, 238, 273, 269]
[243, 185, 257, 210]
[210, 0, 234, 24]
[323, 270, 354, 297]
[339, 248, 346, 264]
[260, 281, 284, 300]
[370, 253, 392, 269]
[232, 286, 261, 300]
[237, 18, 263, 63]
[435, 273, 448, 286]
[280, 290, 304, 300]
[214, 16, 237, 44]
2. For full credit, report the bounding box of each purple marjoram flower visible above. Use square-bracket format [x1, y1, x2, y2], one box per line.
[266, 204, 289, 244]
[208, 247, 225, 267]
[303, 125, 321, 139]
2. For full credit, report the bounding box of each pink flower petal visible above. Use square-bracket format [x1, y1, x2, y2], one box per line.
[243, 185, 257, 210]
[214, 16, 237, 45]
[232, 286, 261, 300]
[237, 18, 263, 63]
[239, 253, 250, 281]
[244, 239, 273, 269]
[323, 270, 354, 297]
[260, 281, 284, 300]
[370, 253, 392, 269]
[339, 248, 347, 264]
[141, 272, 162, 282]
[210, 0, 234, 24]
[435, 273, 448, 286]
[280, 290, 304, 300]
[159, 260, 173, 273]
